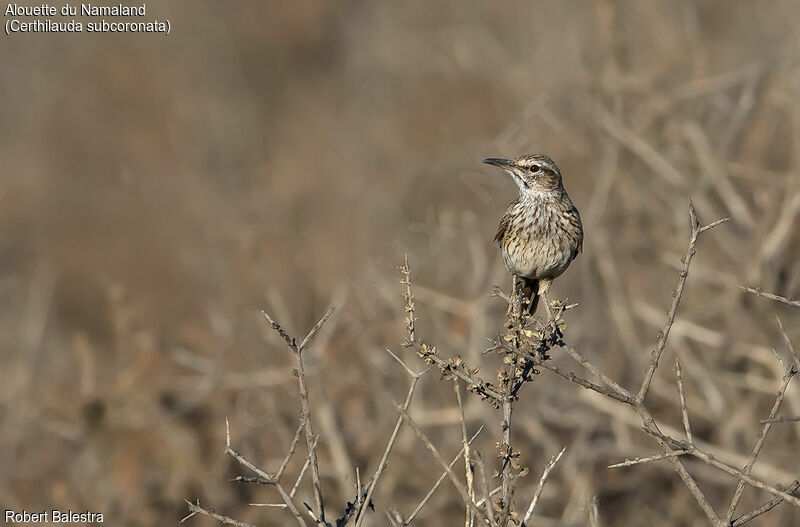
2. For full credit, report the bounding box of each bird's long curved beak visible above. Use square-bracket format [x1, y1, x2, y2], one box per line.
[482, 157, 513, 169]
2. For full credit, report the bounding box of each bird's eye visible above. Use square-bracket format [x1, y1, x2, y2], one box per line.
[530, 165, 541, 173]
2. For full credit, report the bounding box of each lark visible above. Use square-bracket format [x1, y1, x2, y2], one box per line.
[483, 154, 583, 317]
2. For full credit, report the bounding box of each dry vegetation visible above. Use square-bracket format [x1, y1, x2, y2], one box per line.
[182, 212, 800, 527]
[2, 2, 800, 526]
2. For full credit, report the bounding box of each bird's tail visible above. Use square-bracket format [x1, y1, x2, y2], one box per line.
[518, 276, 540, 315]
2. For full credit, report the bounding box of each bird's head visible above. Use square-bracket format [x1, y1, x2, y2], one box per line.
[482, 154, 563, 196]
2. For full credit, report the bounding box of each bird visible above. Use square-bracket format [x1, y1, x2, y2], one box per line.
[483, 154, 583, 318]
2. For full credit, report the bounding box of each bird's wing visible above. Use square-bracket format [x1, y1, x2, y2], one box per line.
[493, 213, 510, 248]
[567, 205, 583, 255]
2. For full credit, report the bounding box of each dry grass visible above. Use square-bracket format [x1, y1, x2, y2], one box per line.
[2, 2, 800, 526]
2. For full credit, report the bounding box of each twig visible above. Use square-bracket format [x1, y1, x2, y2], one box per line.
[263, 308, 333, 524]
[607, 450, 689, 469]
[225, 418, 307, 526]
[299, 308, 335, 352]
[760, 415, 800, 424]
[723, 352, 796, 523]
[455, 381, 475, 527]
[521, 447, 566, 526]
[497, 478, 517, 527]
[226, 418, 274, 482]
[261, 310, 295, 348]
[637, 201, 728, 403]
[404, 427, 484, 525]
[776, 316, 800, 372]
[534, 358, 633, 404]
[635, 396, 721, 524]
[475, 452, 495, 525]
[354, 351, 426, 527]
[355, 467, 363, 522]
[476, 486, 502, 508]
[541, 202, 728, 526]
[499, 278, 522, 518]
[278, 423, 306, 480]
[291, 437, 319, 499]
[400, 255, 417, 344]
[559, 344, 632, 401]
[675, 359, 693, 443]
[297, 311, 332, 524]
[397, 406, 490, 525]
[402, 261, 503, 407]
[741, 286, 800, 308]
[183, 500, 255, 527]
[731, 478, 800, 526]
[412, 342, 504, 402]
[644, 427, 800, 507]
[500, 395, 513, 505]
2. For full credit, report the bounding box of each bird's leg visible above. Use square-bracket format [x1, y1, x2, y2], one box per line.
[508, 274, 520, 318]
[538, 279, 552, 320]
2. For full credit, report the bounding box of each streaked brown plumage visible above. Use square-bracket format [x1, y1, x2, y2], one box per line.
[483, 154, 583, 316]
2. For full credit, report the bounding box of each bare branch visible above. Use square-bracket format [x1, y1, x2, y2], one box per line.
[385, 348, 427, 379]
[355, 467, 363, 520]
[225, 418, 307, 526]
[538, 202, 727, 525]
[732, 478, 800, 526]
[295, 310, 331, 523]
[278, 423, 306, 481]
[496, 474, 517, 527]
[400, 254, 417, 344]
[355, 373, 424, 526]
[675, 359, 693, 443]
[537, 360, 633, 404]
[499, 277, 522, 517]
[261, 309, 296, 349]
[637, 201, 727, 403]
[607, 450, 689, 469]
[298, 307, 335, 352]
[644, 427, 800, 508]
[260, 308, 335, 524]
[405, 427, 484, 525]
[559, 344, 633, 401]
[521, 447, 566, 526]
[397, 405, 490, 525]
[475, 486, 502, 508]
[183, 500, 256, 527]
[760, 415, 800, 424]
[698, 217, 731, 233]
[635, 407, 721, 524]
[741, 286, 800, 308]
[290, 437, 319, 499]
[776, 316, 800, 372]
[723, 357, 796, 523]
[411, 341, 504, 402]
[455, 381, 475, 527]
[226, 417, 276, 483]
[475, 452, 495, 525]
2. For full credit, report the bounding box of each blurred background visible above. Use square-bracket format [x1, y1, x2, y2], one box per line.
[2, 1, 800, 525]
